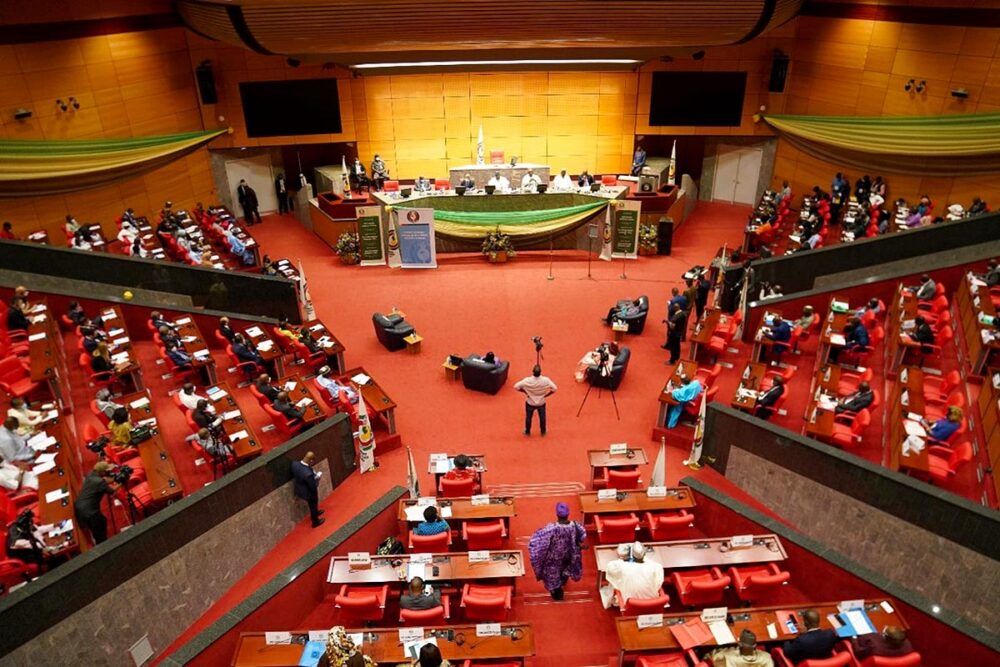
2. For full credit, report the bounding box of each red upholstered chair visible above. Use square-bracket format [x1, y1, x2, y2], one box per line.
[594, 513, 639, 544]
[334, 584, 389, 623]
[601, 174, 618, 187]
[694, 363, 722, 388]
[927, 440, 973, 484]
[408, 529, 452, 553]
[922, 389, 965, 421]
[439, 476, 476, 497]
[225, 344, 261, 380]
[399, 595, 451, 625]
[460, 663, 522, 667]
[728, 563, 790, 604]
[773, 647, 851, 667]
[916, 325, 953, 366]
[383, 180, 400, 193]
[684, 385, 718, 420]
[248, 383, 270, 407]
[292, 340, 326, 372]
[837, 367, 873, 396]
[489, 150, 504, 164]
[0, 356, 45, 400]
[614, 590, 671, 615]
[262, 402, 303, 436]
[922, 370, 960, 403]
[671, 567, 730, 607]
[434, 179, 450, 191]
[607, 467, 642, 490]
[78, 353, 117, 390]
[90, 400, 112, 425]
[0, 558, 38, 595]
[645, 510, 695, 541]
[594, 465, 636, 489]
[635, 654, 691, 667]
[462, 519, 506, 550]
[460, 583, 511, 621]
[829, 408, 872, 448]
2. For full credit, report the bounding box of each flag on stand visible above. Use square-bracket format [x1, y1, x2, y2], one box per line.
[296, 258, 316, 321]
[357, 396, 377, 473]
[406, 446, 419, 498]
[341, 155, 350, 198]
[476, 125, 485, 165]
[684, 392, 706, 469]
[650, 436, 666, 487]
[668, 140, 677, 185]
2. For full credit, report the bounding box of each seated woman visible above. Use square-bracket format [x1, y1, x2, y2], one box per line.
[923, 406, 963, 443]
[91, 341, 114, 373]
[665, 374, 703, 428]
[108, 407, 134, 450]
[606, 298, 642, 324]
[275, 315, 300, 341]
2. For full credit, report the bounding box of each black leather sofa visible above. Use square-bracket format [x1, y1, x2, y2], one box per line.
[372, 312, 415, 351]
[586, 346, 630, 390]
[461, 355, 510, 394]
[605, 295, 649, 334]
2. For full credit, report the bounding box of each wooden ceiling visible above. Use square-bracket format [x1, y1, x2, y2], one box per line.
[176, 0, 805, 65]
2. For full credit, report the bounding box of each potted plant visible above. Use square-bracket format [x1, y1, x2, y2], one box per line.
[481, 227, 516, 263]
[639, 223, 658, 255]
[335, 231, 360, 264]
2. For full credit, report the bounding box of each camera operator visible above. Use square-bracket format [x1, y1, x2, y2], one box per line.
[73, 462, 119, 545]
[6, 509, 59, 568]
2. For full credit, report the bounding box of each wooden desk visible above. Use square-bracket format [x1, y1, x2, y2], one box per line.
[242, 324, 285, 378]
[595, 534, 786, 587]
[326, 551, 525, 590]
[281, 375, 328, 426]
[885, 367, 930, 474]
[731, 362, 769, 413]
[427, 454, 486, 488]
[99, 305, 144, 392]
[398, 496, 516, 533]
[818, 296, 852, 365]
[956, 274, 1000, 376]
[689, 309, 722, 361]
[121, 391, 184, 505]
[33, 420, 84, 555]
[750, 310, 783, 363]
[301, 320, 347, 374]
[656, 361, 699, 428]
[172, 315, 217, 385]
[578, 488, 696, 528]
[231, 624, 535, 666]
[26, 299, 70, 406]
[803, 405, 836, 441]
[339, 366, 396, 433]
[978, 369, 1000, 500]
[589, 448, 648, 487]
[206, 382, 264, 461]
[615, 600, 907, 663]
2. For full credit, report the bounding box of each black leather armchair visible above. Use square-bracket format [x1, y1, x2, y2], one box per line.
[605, 296, 649, 334]
[461, 355, 510, 394]
[586, 346, 630, 390]
[372, 312, 414, 351]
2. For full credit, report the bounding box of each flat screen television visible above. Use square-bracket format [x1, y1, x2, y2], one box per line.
[239, 79, 342, 137]
[648, 71, 747, 127]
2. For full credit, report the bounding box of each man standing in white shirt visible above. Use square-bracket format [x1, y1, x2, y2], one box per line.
[521, 168, 541, 192]
[513, 365, 557, 436]
[603, 542, 664, 605]
[487, 171, 510, 192]
[552, 169, 573, 191]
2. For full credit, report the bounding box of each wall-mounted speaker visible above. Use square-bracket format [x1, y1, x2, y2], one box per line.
[768, 51, 790, 94]
[195, 61, 218, 105]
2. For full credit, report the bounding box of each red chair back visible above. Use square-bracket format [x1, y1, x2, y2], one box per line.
[400, 604, 446, 625]
[489, 150, 504, 164]
[621, 593, 671, 614]
[463, 520, 504, 550]
[434, 179, 450, 191]
[383, 180, 400, 192]
[409, 530, 450, 553]
[462, 590, 508, 621]
[601, 174, 618, 186]
[607, 468, 641, 489]
[796, 654, 851, 667]
[440, 476, 476, 497]
[646, 510, 693, 541]
[864, 654, 921, 667]
[595, 515, 639, 544]
[335, 593, 383, 621]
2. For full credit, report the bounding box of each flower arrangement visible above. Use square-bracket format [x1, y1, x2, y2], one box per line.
[335, 231, 360, 263]
[639, 223, 658, 255]
[481, 227, 516, 262]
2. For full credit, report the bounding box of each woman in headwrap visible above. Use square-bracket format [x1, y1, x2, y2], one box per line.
[527, 501, 586, 600]
[326, 628, 375, 667]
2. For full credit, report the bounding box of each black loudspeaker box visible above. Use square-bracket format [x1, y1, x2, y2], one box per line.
[769, 53, 790, 93]
[657, 217, 674, 255]
[195, 63, 218, 105]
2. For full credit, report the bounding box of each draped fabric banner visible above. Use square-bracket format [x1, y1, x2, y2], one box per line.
[392, 199, 609, 240]
[0, 129, 228, 196]
[763, 112, 1000, 175]
[356, 206, 385, 266]
[397, 208, 437, 269]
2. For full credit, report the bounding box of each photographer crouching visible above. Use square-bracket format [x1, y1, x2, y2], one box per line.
[73, 461, 121, 545]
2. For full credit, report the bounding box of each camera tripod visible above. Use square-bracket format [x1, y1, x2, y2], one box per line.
[576, 353, 620, 420]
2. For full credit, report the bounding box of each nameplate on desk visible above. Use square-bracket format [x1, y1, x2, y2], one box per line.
[730, 535, 754, 548]
[646, 486, 667, 498]
[28, 332, 46, 342]
[468, 550, 490, 563]
[264, 632, 292, 645]
[700, 607, 728, 623]
[899, 368, 908, 383]
[430, 453, 447, 462]
[637, 614, 664, 629]
[348, 552, 371, 567]
[410, 553, 432, 564]
[476, 623, 502, 637]
[399, 627, 424, 642]
[175, 317, 192, 325]
[597, 489, 618, 501]
[416, 496, 436, 506]
[308, 630, 331, 643]
[471, 494, 490, 506]
[880, 600, 895, 614]
[609, 443, 628, 455]
[837, 599, 864, 612]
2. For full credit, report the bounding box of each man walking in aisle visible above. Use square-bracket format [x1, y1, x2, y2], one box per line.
[514, 365, 557, 436]
[291, 451, 324, 528]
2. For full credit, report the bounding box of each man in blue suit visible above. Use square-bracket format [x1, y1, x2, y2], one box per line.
[782, 609, 838, 664]
[762, 316, 792, 364]
[291, 451, 324, 528]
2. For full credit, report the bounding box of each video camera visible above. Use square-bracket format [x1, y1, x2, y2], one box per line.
[532, 336, 543, 352]
[13, 508, 35, 532]
[86, 435, 111, 455]
[110, 464, 133, 486]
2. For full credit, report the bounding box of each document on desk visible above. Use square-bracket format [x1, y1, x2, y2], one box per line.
[829, 333, 847, 346]
[130, 397, 150, 409]
[404, 505, 427, 521]
[843, 609, 876, 636]
[296, 397, 312, 409]
[28, 332, 46, 342]
[407, 562, 426, 580]
[351, 373, 371, 385]
[668, 618, 713, 649]
[45, 489, 69, 504]
[32, 460, 57, 475]
[283, 381, 297, 392]
[207, 387, 228, 399]
[708, 621, 736, 645]
[28, 434, 57, 451]
[404, 638, 436, 659]
[903, 420, 926, 437]
[245, 326, 264, 337]
[229, 430, 248, 442]
[223, 410, 241, 421]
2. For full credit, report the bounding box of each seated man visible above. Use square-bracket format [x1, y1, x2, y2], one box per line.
[835, 381, 874, 414]
[399, 576, 441, 611]
[794, 305, 816, 330]
[192, 399, 221, 430]
[273, 391, 304, 420]
[754, 376, 784, 420]
[232, 334, 265, 367]
[443, 453, 480, 492]
[177, 383, 206, 411]
[761, 316, 792, 363]
[150, 311, 177, 334]
[185, 427, 232, 460]
[95, 388, 124, 420]
[315, 366, 358, 405]
[159, 325, 182, 350]
[577, 170, 595, 187]
[782, 609, 837, 665]
[6, 510, 57, 567]
[520, 168, 541, 192]
[6, 298, 29, 331]
[218, 316, 237, 343]
[255, 373, 280, 403]
[66, 301, 89, 326]
[165, 342, 194, 368]
[0, 417, 35, 465]
[829, 317, 868, 363]
[552, 169, 573, 190]
[458, 172, 476, 190]
[413, 175, 432, 192]
[710, 629, 774, 667]
[631, 144, 647, 176]
[607, 298, 642, 323]
[487, 171, 510, 192]
[413, 505, 449, 536]
[977, 259, 1000, 287]
[370, 154, 389, 190]
[851, 626, 913, 661]
[908, 315, 935, 347]
[603, 542, 663, 605]
[349, 158, 367, 190]
[7, 398, 43, 434]
[909, 274, 936, 301]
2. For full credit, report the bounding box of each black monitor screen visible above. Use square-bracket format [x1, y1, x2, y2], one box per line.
[239, 79, 342, 137]
[648, 71, 747, 127]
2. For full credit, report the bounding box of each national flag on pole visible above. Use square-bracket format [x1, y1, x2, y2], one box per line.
[341, 155, 350, 197]
[386, 210, 402, 268]
[684, 391, 706, 469]
[650, 436, 666, 487]
[476, 125, 485, 165]
[296, 258, 316, 321]
[357, 395, 377, 474]
[668, 140, 677, 185]
[406, 445, 419, 499]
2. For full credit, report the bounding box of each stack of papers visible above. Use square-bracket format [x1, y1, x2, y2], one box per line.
[28, 332, 46, 342]
[112, 352, 130, 364]
[296, 397, 312, 408]
[229, 430, 248, 442]
[283, 381, 297, 392]
[207, 387, 227, 398]
[829, 333, 847, 346]
[223, 410, 241, 421]
[903, 420, 926, 437]
[707, 621, 736, 645]
[245, 326, 264, 337]
[193, 350, 210, 359]
[130, 397, 150, 409]
[837, 609, 876, 637]
[258, 340, 273, 351]
[351, 373, 371, 385]
[28, 433, 57, 452]
[108, 328, 125, 337]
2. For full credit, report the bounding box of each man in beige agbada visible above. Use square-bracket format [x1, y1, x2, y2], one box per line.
[604, 542, 664, 605]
